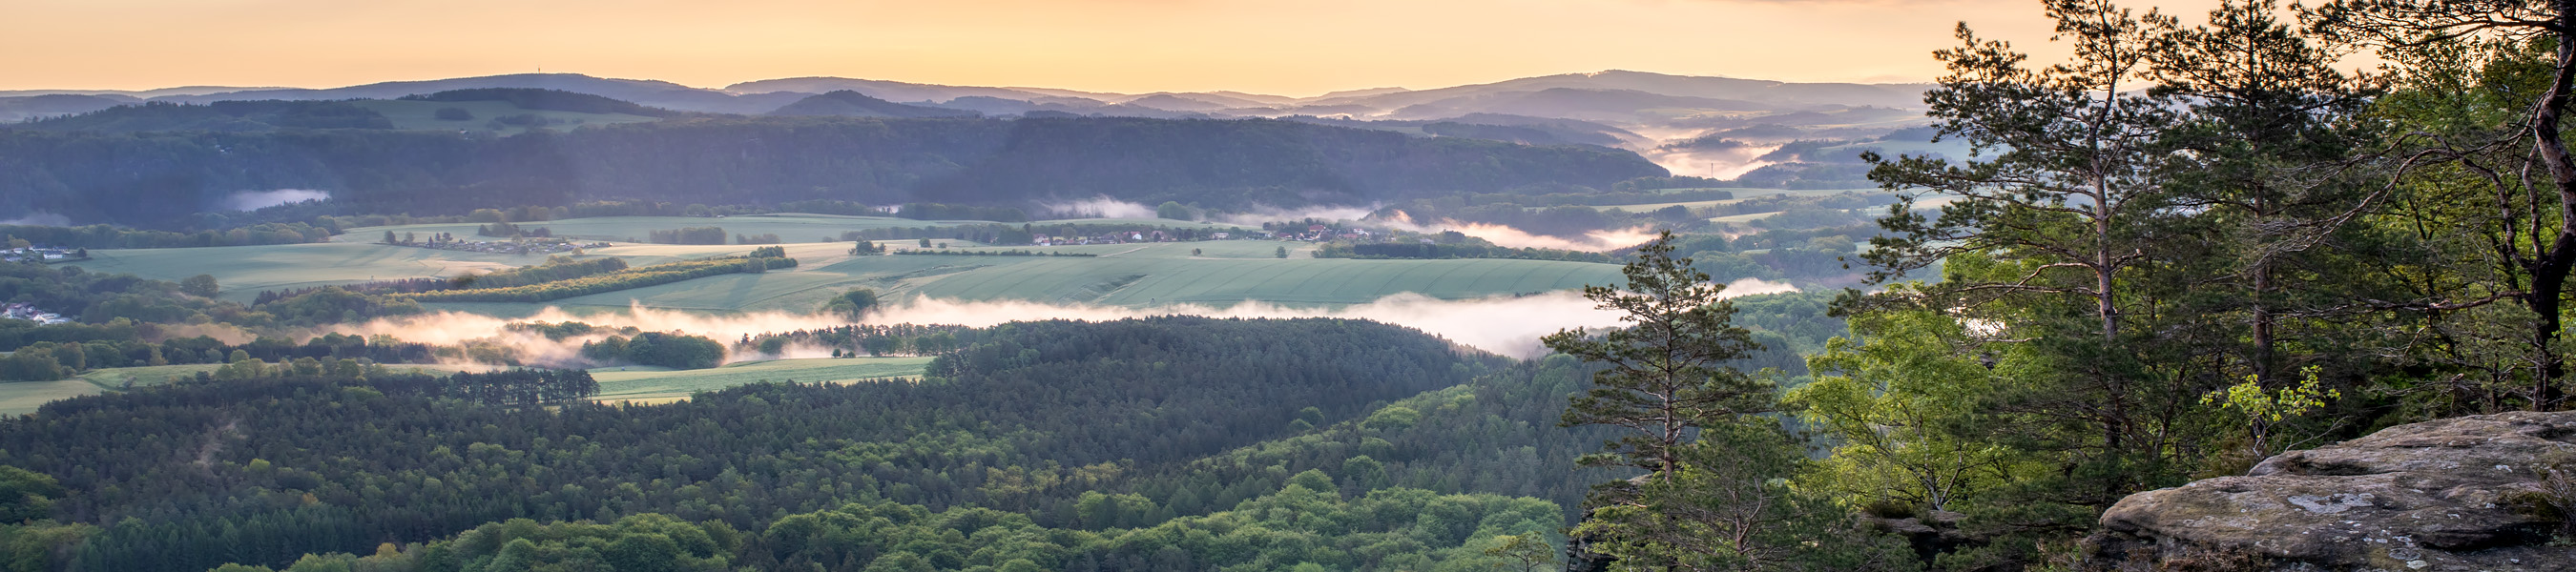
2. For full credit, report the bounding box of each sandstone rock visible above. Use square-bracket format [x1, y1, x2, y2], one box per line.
[2088, 411, 2576, 571]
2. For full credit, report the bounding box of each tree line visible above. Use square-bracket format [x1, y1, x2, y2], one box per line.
[392, 254, 794, 304]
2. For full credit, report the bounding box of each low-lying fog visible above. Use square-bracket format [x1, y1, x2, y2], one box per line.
[337, 279, 1798, 367]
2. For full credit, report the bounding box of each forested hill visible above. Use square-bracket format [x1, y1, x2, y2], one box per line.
[0, 317, 1503, 572]
[0, 114, 1667, 227]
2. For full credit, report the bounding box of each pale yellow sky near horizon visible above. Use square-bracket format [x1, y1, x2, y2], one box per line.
[7, 0, 2237, 95]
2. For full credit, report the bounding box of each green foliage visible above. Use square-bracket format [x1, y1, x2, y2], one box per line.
[1545, 232, 1770, 476]
[582, 331, 726, 369]
[1791, 310, 2025, 513]
[396, 255, 794, 303]
[177, 275, 218, 298]
[822, 289, 881, 319]
[5, 317, 1484, 572]
[1154, 201, 1194, 221]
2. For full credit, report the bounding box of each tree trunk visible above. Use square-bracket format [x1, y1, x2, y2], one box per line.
[2525, 3, 2576, 411]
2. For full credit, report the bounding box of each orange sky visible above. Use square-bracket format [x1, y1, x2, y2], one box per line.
[5, 0, 2234, 94]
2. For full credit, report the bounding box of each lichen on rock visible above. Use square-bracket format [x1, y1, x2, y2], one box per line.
[2087, 411, 2576, 571]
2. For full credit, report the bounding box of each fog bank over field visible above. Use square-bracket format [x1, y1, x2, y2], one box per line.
[341, 279, 1797, 363]
[0, 213, 73, 227]
[221, 189, 331, 212]
[1041, 196, 1157, 219]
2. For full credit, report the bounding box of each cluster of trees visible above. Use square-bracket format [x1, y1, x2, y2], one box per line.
[472, 221, 549, 237]
[0, 317, 1488, 572]
[0, 332, 436, 381]
[395, 255, 794, 303]
[0, 221, 336, 249]
[0, 262, 249, 326]
[251, 258, 640, 304]
[578, 332, 727, 369]
[646, 227, 728, 245]
[738, 323, 979, 358]
[252, 277, 451, 303]
[449, 256, 629, 290]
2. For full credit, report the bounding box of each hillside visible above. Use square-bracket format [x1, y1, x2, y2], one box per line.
[769, 91, 980, 118]
[0, 115, 1667, 227]
[0, 317, 1517, 572]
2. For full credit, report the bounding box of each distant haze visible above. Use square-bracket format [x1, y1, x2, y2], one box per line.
[3, 0, 2233, 95]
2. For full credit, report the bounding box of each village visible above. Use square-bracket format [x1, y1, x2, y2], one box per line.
[0, 246, 87, 264]
[0, 303, 72, 325]
[384, 233, 610, 255]
[1027, 224, 1388, 247]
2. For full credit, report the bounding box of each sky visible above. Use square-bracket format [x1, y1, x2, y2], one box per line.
[6, 0, 2233, 95]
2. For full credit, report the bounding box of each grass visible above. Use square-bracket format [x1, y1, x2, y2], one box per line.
[349, 100, 660, 136]
[590, 358, 934, 404]
[343, 214, 987, 245]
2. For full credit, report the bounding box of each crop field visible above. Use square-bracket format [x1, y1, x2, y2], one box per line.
[342, 214, 990, 245]
[424, 240, 1625, 315]
[590, 358, 934, 404]
[348, 100, 661, 135]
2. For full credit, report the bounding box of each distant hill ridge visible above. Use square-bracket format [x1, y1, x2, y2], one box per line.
[3, 70, 1926, 119]
[768, 91, 979, 118]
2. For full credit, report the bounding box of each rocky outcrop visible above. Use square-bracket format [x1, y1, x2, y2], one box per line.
[2088, 411, 2576, 571]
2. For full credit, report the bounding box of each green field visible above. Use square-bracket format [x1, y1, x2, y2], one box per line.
[590, 358, 934, 404]
[348, 100, 660, 136]
[342, 214, 997, 245]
